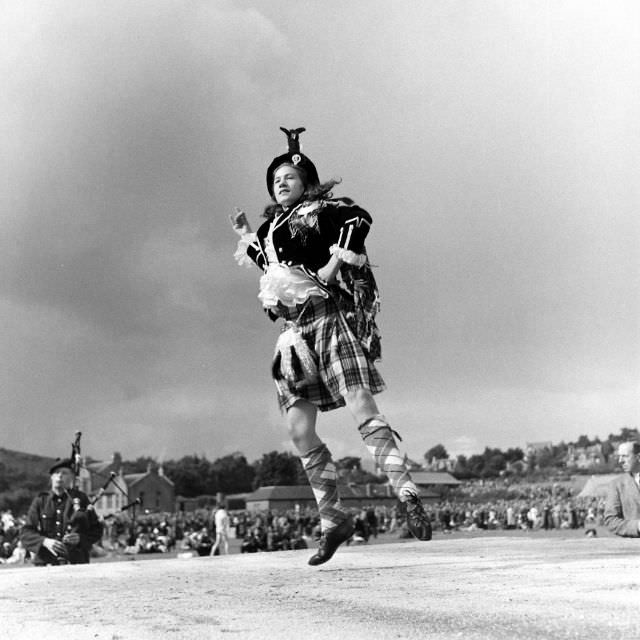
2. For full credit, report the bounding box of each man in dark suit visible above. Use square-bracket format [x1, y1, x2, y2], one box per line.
[603, 441, 640, 537]
[21, 458, 103, 565]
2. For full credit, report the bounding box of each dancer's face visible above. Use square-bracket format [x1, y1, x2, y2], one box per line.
[273, 165, 305, 208]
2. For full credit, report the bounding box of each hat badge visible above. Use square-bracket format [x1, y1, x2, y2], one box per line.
[292, 154, 302, 165]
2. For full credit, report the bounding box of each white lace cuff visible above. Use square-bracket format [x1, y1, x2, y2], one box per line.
[329, 244, 367, 267]
[234, 232, 257, 268]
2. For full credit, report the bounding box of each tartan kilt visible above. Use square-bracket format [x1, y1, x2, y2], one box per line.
[273, 295, 386, 412]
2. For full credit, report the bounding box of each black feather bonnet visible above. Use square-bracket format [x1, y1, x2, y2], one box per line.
[266, 127, 320, 198]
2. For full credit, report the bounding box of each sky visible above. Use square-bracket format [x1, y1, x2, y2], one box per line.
[1, 0, 638, 466]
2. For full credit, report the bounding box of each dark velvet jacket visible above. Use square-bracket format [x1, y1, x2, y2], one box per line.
[241, 196, 382, 360]
[246, 197, 372, 274]
[21, 488, 103, 565]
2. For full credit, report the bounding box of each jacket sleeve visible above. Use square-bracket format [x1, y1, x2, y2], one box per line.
[20, 496, 46, 555]
[603, 480, 640, 537]
[234, 231, 267, 271]
[328, 198, 372, 266]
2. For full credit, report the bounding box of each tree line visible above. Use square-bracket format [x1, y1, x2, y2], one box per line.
[121, 451, 384, 498]
[424, 426, 639, 480]
[1, 427, 637, 515]
[0, 450, 383, 514]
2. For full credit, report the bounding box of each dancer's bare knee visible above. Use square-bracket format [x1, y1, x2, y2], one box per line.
[344, 388, 379, 423]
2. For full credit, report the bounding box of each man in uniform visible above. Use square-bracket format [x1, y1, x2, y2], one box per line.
[21, 457, 103, 565]
[603, 441, 640, 537]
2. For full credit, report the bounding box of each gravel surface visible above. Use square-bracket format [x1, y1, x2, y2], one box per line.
[1, 534, 639, 639]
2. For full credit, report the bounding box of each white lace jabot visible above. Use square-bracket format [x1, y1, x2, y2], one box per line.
[258, 263, 327, 310]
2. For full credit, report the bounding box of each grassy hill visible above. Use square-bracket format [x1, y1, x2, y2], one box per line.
[0, 447, 56, 478]
[0, 448, 57, 514]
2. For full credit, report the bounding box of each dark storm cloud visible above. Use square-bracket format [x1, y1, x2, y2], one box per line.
[1, 1, 638, 462]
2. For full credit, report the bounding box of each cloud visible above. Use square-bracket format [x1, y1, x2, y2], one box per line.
[1, 0, 295, 330]
[448, 436, 481, 458]
[0, 0, 296, 458]
[1, 1, 637, 464]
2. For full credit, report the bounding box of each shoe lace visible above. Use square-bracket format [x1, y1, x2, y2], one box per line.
[315, 532, 331, 555]
[402, 489, 420, 507]
[403, 492, 428, 523]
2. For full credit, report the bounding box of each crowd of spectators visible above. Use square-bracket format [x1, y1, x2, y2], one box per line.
[430, 480, 604, 536]
[98, 507, 317, 557]
[0, 478, 608, 566]
[92, 485, 607, 558]
[96, 505, 398, 555]
[0, 511, 27, 565]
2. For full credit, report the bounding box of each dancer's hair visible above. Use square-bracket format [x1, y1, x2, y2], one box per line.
[262, 177, 342, 221]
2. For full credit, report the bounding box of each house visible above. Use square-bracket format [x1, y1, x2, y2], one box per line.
[123, 464, 175, 514]
[244, 485, 316, 511]
[86, 454, 175, 516]
[368, 453, 461, 498]
[175, 494, 219, 512]
[409, 471, 460, 498]
[524, 441, 553, 462]
[565, 443, 604, 470]
[423, 457, 457, 473]
[243, 482, 441, 513]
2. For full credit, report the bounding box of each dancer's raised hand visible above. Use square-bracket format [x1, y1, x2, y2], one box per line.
[229, 207, 252, 236]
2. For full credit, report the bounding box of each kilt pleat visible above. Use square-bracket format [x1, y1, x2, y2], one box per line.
[273, 296, 385, 412]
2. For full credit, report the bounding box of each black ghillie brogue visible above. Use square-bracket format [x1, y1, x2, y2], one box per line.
[308, 516, 355, 566]
[403, 491, 433, 541]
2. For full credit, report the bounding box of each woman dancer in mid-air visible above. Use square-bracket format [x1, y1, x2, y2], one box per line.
[231, 127, 432, 565]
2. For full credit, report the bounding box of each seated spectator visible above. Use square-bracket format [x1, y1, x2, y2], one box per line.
[584, 508, 598, 537]
[241, 528, 264, 553]
[192, 527, 213, 556]
[1, 540, 27, 565]
[352, 514, 369, 544]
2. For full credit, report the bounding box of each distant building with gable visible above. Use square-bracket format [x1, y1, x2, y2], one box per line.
[524, 441, 553, 462]
[243, 482, 440, 512]
[241, 467, 460, 512]
[565, 443, 603, 470]
[423, 457, 457, 473]
[85, 453, 175, 516]
[409, 471, 461, 498]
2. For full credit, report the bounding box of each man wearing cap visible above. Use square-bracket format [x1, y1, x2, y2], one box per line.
[604, 441, 640, 537]
[230, 127, 432, 566]
[21, 458, 103, 565]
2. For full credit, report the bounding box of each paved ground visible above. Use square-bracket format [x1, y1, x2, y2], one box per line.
[1, 533, 639, 639]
